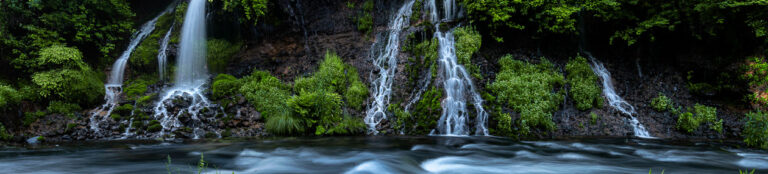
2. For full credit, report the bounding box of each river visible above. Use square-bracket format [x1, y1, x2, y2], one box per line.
[0, 137, 766, 173]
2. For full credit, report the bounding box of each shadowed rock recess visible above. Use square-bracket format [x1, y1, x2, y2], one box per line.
[0, 0, 766, 151]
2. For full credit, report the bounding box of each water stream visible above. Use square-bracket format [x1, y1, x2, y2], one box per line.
[584, 52, 653, 138]
[152, 0, 212, 137]
[1, 137, 764, 173]
[429, 0, 488, 136]
[158, 25, 174, 82]
[89, 5, 175, 133]
[364, 0, 416, 134]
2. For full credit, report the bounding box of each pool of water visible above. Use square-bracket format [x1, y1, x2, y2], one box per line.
[0, 137, 766, 173]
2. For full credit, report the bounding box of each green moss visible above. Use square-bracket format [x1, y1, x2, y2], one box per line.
[404, 38, 438, 88]
[110, 114, 122, 120]
[590, 112, 599, 125]
[124, 77, 157, 99]
[66, 123, 77, 132]
[389, 103, 411, 132]
[410, 87, 442, 134]
[114, 104, 133, 116]
[129, 13, 174, 73]
[453, 26, 483, 79]
[212, 74, 243, 100]
[566, 56, 602, 110]
[743, 110, 768, 149]
[136, 93, 158, 107]
[207, 39, 243, 73]
[489, 55, 564, 135]
[147, 120, 162, 132]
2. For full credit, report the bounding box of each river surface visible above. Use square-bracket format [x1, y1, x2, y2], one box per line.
[0, 137, 766, 173]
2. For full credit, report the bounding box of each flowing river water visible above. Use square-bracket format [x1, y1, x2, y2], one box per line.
[0, 137, 766, 173]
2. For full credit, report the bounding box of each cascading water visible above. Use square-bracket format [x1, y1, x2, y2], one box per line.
[584, 52, 652, 138]
[152, 0, 212, 137]
[89, 6, 175, 133]
[429, 0, 488, 136]
[364, 0, 416, 134]
[158, 25, 174, 81]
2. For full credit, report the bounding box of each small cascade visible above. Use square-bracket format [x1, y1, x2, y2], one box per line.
[152, 0, 213, 136]
[584, 52, 652, 138]
[89, 6, 175, 133]
[364, 0, 416, 134]
[158, 25, 174, 82]
[405, 70, 432, 111]
[429, 0, 488, 136]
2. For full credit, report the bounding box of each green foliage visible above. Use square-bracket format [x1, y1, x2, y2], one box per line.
[287, 90, 343, 135]
[0, 85, 22, 109]
[565, 56, 602, 110]
[0, 123, 11, 141]
[651, 93, 673, 112]
[110, 113, 122, 120]
[410, 87, 442, 134]
[30, 46, 104, 106]
[207, 39, 243, 73]
[23, 111, 46, 126]
[404, 38, 439, 88]
[124, 77, 157, 99]
[590, 112, 599, 125]
[676, 104, 722, 133]
[740, 169, 756, 174]
[240, 70, 292, 120]
[389, 104, 411, 131]
[495, 112, 513, 137]
[1, 0, 135, 69]
[453, 26, 482, 79]
[47, 101, 80, 118]
[265, 113, 304, 135]
[355, 0, 374, 35]
[212, 74, 243, 100]
[743, 110, 768, 149]
[490, 55, 564, 135]
[129, 13, 174, 72]
[114, 104, 133, 116]
[345, 80, 369, 110]
[743, 57, 768, 108]
[217, 0, 269, 26]
[147, 120, 162, 132]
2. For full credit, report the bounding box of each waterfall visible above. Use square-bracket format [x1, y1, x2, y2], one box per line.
[152, 0, 212, 136]
[584, 52, 652, 138]
[364, 0, 416, 134]
[429, 0, 488, 136]
[89, 5, 175, 133]
[175, 0, 208, 87]
[158, 25, 174, 81]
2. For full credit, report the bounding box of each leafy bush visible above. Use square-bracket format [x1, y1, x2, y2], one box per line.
[676, 104, 723, 133]
[114, 104, 133, 116]
[211, 74, 243, 100]
[30, 46, 104, 106]
[0, 123, 11, 141]
[23, 111, 47, 126]
[495, 112, 513, 137]
[743, 57, 768, 108]
[240, 70, 292, 120]
[453, 26, 482, 78]
[410, 87, 443, 134]
[345, 80, 368, 110]
[590, 112, 599, 125]
[355, 0, 374, 35]
[389, 104, 411, 131]
[287, 90, 343, 135]
[47, 101, 81, 118]
[265, 113, 304, 135]
[489, 55, 564, 135]
[218, 0, 269, 26]
[651, 93, 673, 112]
[0, 85, 22, 109]
[565, 56, 602, 110]
[207, 39, 243, 73]
[743, 110, 768, 149]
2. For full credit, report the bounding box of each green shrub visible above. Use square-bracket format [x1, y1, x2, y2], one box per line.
[287, 90, 343, 135]
[389, 104, 411, 131]
[590, 112, 599, 125]
[218, 0, 269, 26]
[23, 111, 47, 126]
[147, 124, 162, 132]
[489, 55, 564, 135]
[743, 110, 768, 149]
[495, 113, 513, 137]
[31, 46, 104, 106]
[0, 85, 22, 109]
[651, 93, 673, 112]
[344, 80, 368, 110]
[676, 104, 722, 133]
[0, 123, 11, 141]
[453, 26, 482, 79]
[212, 74, 243, 100]
[565, 56, 602, 110]
[207, 39, 243, 73]
[47, 100, 80, 118]
[240, 70, 292, 120]
[356, 0, 374, 35]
